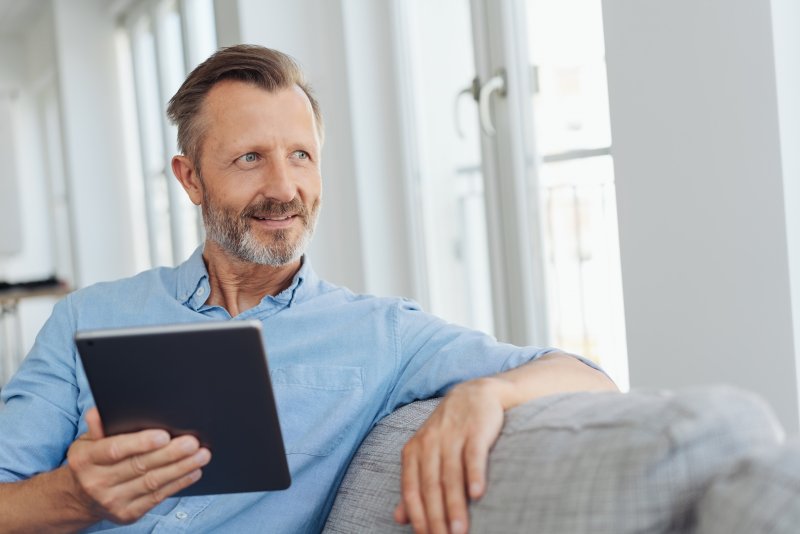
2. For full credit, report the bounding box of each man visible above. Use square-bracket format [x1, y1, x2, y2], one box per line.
[0, 45, 616, 533]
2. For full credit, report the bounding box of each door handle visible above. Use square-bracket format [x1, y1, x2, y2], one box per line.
[478, 70, 506, 136]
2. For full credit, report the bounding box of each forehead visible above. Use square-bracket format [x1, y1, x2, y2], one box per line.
[200, 80, 319, 142]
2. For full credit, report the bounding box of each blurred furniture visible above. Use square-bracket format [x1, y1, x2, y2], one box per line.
[0, 277, 70, 387]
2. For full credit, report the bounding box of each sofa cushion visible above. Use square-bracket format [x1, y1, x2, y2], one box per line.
[695, 440, 800, 534]
[323, 385, 782, 533]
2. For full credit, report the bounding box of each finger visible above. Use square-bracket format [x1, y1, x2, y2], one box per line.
[129, 468, 203, 515]
[106, 468, 204, 524]
[401, 445, 427, 533]
[117, 447, 210, 501]
[86, 408, 105, 440]
[394, 500, 409, 524]
[464, 437, 491, 501]
[86, 429, 173, 467]
[442, 443, 469, 534]
[419, 448, 447, 534]
[105, 435, 202, 486]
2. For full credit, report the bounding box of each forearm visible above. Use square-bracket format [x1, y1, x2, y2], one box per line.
[0, 466, 98, 533]
[479, 352, 619, 410]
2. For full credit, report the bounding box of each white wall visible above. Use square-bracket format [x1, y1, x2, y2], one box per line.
[771, 0, 800, 422]
[603, 0, 800, 432]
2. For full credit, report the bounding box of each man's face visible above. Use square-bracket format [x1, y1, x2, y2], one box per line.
[195, 80, 322, 266]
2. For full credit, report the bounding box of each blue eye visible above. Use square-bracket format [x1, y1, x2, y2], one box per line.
[240, 153, 258, 163]
[293, 150, 309, 160]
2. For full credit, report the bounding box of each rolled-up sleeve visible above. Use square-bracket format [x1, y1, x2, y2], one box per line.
[0, 296, 81, 481]
[380, 299, 556, 418]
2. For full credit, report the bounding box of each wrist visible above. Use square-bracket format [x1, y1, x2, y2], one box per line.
[460, 376, 521, 411]
[57, 465, 102, 526]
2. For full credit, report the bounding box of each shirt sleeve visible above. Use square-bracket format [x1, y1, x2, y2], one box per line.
[379, 299, 556, 418]
[0, 296, 81, 482]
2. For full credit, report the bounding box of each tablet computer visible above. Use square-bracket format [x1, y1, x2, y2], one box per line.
[75, 320, 291, 496]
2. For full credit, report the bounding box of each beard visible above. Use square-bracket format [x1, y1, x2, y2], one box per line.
[202, 189, 320, 267]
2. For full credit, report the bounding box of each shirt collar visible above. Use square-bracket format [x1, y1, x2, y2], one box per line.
[175, 246, 319, 311]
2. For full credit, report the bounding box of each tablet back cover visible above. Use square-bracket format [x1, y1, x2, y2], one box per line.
[76, 321, 291, 496]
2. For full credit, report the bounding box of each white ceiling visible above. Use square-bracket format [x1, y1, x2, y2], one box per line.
[0, 0, 47, 37]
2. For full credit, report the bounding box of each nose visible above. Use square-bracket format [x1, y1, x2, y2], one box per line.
[259, 157, 296, 203]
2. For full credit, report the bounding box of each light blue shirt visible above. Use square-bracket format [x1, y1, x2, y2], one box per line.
[0, 247, 557, 532]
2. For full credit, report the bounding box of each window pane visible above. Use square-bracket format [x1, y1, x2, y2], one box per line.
[528, 0, 611, 155]
[526, 0, 628, 387]
[132, 16, 173, 266]
[538, 156, 626, 373]
[156, 0, 201, 261]
[132, 19, 165, 176]
[156, 1, 186, 102]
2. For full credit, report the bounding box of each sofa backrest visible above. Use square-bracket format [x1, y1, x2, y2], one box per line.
[324, 386, 784, 533]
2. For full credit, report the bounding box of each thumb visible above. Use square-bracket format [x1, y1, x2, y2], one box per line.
[85, 407, 105, 440]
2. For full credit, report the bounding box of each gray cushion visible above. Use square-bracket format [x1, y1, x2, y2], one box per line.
[323, 386, 782, 533]
[696, 440, 800, 534]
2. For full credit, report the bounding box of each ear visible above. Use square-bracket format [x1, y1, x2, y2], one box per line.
[172, 155, 203, 206]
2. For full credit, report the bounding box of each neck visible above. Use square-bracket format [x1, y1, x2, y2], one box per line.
[202, 239, 301, 317]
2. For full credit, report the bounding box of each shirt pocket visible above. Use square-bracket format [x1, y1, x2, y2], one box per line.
[270, 365, 364, 457]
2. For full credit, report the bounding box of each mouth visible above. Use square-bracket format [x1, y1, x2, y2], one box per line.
[250, 213, 299, 229]
[252, 215, 295, 221]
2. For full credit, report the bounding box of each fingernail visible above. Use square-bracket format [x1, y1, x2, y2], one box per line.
[152, 431, 170, 447]
[470, 482, 482, 498]
[451, 519, 465, 534]
[180, 437, 199, 453]
[194, 449, 211, 465]
[189, 469, 202, 481]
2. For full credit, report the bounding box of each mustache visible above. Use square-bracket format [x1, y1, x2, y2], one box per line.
[241, 197, 308, 219]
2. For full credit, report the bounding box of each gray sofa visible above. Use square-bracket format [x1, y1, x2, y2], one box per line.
[324, 386, 799, 533]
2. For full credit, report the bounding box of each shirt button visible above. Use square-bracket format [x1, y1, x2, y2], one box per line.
[175, 511, 188, 520]
[196, 287, 205, 296]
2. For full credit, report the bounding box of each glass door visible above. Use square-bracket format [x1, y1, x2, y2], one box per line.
[395, 0, 495, 335]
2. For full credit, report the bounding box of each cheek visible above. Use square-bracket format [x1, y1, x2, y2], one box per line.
[205, 183, 251, 210]
[302, 172, 322, 201]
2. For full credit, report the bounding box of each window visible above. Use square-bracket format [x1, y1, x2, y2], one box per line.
[118, 0, 217, 268]
[396, 0, 628, 388]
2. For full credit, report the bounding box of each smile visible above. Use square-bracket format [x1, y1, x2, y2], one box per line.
[254, 215, 294, 221]
[250, 214, 299, 229]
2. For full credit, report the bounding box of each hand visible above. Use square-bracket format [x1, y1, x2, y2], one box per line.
[394, 378, 508, 534]
[65, 408, 211, 525]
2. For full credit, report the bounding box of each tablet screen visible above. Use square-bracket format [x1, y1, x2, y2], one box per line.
[75, 320, 291, 496]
